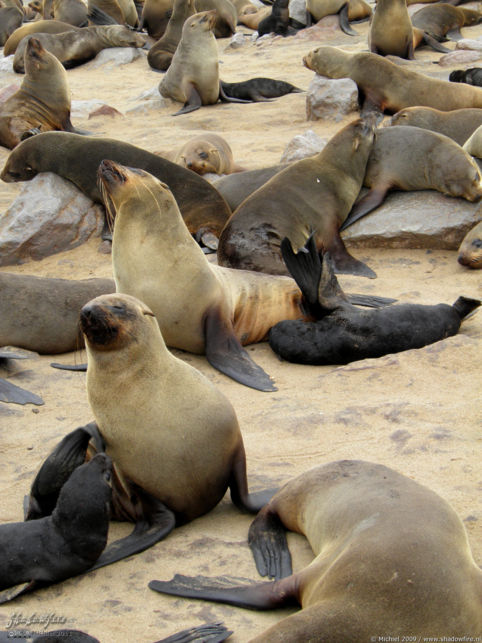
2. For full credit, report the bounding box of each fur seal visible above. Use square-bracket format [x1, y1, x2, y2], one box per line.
[306, 0, 372, 37]
[173, 133, 245, 175]
[257, 0, 290, 36]
[52, 0, 89, 26]
[458, 221, 482, 268]
[269, 235, 481, 364]
[369, 0, 413, 59]
[0, 454, 111, 604]
[218, 118, 377, 278]
[195, 0, 237, 38]
[159, 11, 221, 115]
[13, 26, 147, 73]
[214, 164, 286, 210]
[411, 3, 481, 42]
[0, 272, 115, 354]
[0, 1, 23, 47]
[140, 0, 173, 39]
[150, 459, 482, 640]
[219, 78, 302, 102]
[450, 67, 482, 87]
[0, 131, 232, 238]
[342, 125, 482, 227]
[0, 38, 77, 149]
[88, 0, 126, 24]
[390, 106, 482, 146]
[463, 123, 482, 158]
[147, 0, 196, 71]
[303, 46, 482, 113]
[0, 349, 44, 406]
[3, 20, 80, 56]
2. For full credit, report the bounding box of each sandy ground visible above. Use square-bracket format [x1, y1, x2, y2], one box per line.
[0, 9, 481, 643]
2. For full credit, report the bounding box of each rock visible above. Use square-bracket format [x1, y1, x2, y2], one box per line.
[306, 76, 359, 121]
[226, 33, 247, 49]
[437, 50, 482, 67]
[280, 129, 326, 162]
[71, 99, 107, 118]
[0, 55, 13, 73]
[456, 39, 482, 52]
[342, 190, 481, 250]
[88, 105, 123, 119]
[86, 47, 144, 69]
[289, 0, 307, 24]
[0, 173, 104, 266]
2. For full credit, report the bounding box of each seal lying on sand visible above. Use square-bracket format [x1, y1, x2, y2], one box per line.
[390, 106, 482, 146]
[0, 454, 111, 604]
[450, 68, 482, 87]
[458, 221, 482, 269]
[150, 459, 482, 641]
[268, 235, 480, 365]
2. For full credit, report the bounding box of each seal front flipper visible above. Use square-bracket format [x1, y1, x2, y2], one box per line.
[0, 378, 44, 406]
[149, 574, 298, 610]
[51, 362, 87, 371]
[204, 308, 277, 392]
[328, 230, 377, 278]
[340, 186, 389, 231]
[248, 505, 292, 580]
[173, 84, 202, 116]
[156, 623, 233, 643]
[0, 581, 36, 605]
[88, 491, 176, 571]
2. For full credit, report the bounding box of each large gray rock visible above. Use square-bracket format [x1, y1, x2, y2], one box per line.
[0, 172, 104, 266]
[289, 0, 307, 24]
[342, 190, 481, 249]
[437, 50, 482, 67]
[306, 76, 358, 121]
[280, 129, 326, 162]
[86, 47, 144, 69]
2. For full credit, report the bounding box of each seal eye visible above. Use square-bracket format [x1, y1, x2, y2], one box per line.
[199, 152, 209, 160]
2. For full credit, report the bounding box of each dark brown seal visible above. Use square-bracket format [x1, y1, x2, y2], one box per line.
[150, 459, 482, 641]
[140, 0, 173, 39]
[390, 106, 482, 146]
[411, 3, 482, 41]
[147, 0, 196, 71]
[369, 0, 413, 59]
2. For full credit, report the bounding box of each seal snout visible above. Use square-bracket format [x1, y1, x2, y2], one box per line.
[89, 453, 113, 483]
[98, 159, 128, 186]
[80, 301, 120, 347]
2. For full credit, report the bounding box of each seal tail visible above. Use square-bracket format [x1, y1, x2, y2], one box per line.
[452, 296, 481, 319]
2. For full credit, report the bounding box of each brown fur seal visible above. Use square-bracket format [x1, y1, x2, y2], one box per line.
[150, 459, 482, 641]
[411, 3, 482, 42]
[13, 26, 146, 73]
[458, 221, 482, 268]
[52, 0, 89, 26]
[88, 0, 126, 24]
[147, 0, 196, 71]
[195, 0, 236, 38]
[117, 0, 139, 25]
[0, 38, 77, 149]
[306, 0, 372, 37]
[0, 131, 232, 239]
[390, 106, 482, 146]
[220, 78, 302, 102]
[98, 160, 391, 390]
[342, 125, 482, 227]
[214, 164, 287, 210]
[159, 11, 220, 115]
[173, 133, 245, 175]
[140, 0, 173, 39]
[303, 46, 482, 113]
[0, 1, 23, 47]
[3, 20, 80, 56]
[369, 0, 413, 59]
[463, 123, 482, 158]
[0, 272, 115, 354]
[238, 5, 270, 30]
[218, 118, 377, 278]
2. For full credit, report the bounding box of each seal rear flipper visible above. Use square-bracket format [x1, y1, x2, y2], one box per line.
[219, 82, 253, 104]
[248, 505, 292, 580]
[155, 623, 233, 643]
[51, 362, 87, 371]
[340, 187, 389, 231]
[329, 233, 377, 278]
[422, 32, 451, 53]
[0, 377, 44, 406]
[346, 294, 396, 308]
[149, 574, 299, 610]
[88, 496, 176, 570]
[452, 296, 481, 319]
[205, 309, 277, 392]
[0, 580, 36, 605]
[173, 85, 202, 116]
[338, 3, 358, 36]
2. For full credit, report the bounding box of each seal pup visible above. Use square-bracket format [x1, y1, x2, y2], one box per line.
[411, 3, 482, 42]
[219, 78, 302, 102]
[173, 133, 245, 175]
[218, 118, 377, 278]
[0, 38, 77, 149]
[0, 454, 111, 604]
[150, 459, 482, 641]
[268, 235, 481, 364]
[369, 0, 414, 59]
[3, 19, 80, 55]
[147, 0, 196, 71]
[257, 0, 290, 36]
[0, 349, 44, 406]
[341, 125, 482, 228]
[0, 131, 232, 240]
[306, 0, 372, 36]
[390, 106, 482, 146]
[303, 46, 482, 113]
[458, 221, 482, 268]
[13, 26, 147, 73]
[450, 68, 482, 87]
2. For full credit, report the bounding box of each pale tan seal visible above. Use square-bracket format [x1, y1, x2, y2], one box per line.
[463, 123, 482, 158]
[342, 125, 482, 227]
[369, 0, 413, 59]
[150, 459, 482, 641]
[0, 38, 77, 149]
[3, 19, 80, 55]
[13, 26, 147, 73]
[306, 0, 372, 36]
[159, 10, 220, 115]
[147, 0, 196, 71]
[303, 46, 482, 113]
[173, 133, 245, 175]
[458, 221, 482, 269]
[390, 106, 482, 146]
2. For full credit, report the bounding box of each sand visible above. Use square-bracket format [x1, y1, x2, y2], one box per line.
[0, 11, 480, 643]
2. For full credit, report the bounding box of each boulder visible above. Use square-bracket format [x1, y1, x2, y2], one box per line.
[306, 76, 358, 121]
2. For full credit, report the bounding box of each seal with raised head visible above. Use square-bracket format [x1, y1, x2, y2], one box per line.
[218, 118, 377, 278]
[0, 454, 111, 604]
[0, 131, 232, 239]
[390, 106, 482, 146]
[450, 68, 482, 87]
[150, 459, 482, 641]
[0, 38, 77, 149]
[173, 133, 245, 175]
[257, 0, 290, 37]
[458, 221, 482, 269]
[147, 0, 196, 71]
[303, 46, 482, 113]
[97, 160, 392, 390]
[13, 25, 147, 73]
[3, 19, 80, 55]
[369, 0, 413, 59]
[268, 235, 481, 364]
[341, 125, 482, 227]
